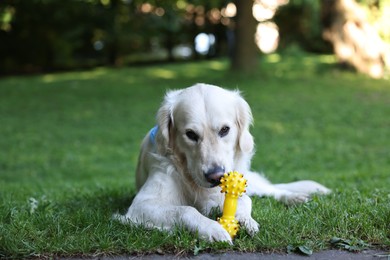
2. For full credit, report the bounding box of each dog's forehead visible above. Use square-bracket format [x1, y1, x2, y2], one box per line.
[173, 87, 237, 128]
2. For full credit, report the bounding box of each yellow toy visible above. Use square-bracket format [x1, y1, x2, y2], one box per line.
[217, 171, 247, 239]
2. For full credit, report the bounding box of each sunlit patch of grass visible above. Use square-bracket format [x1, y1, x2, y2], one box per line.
[41, 67, 110, 83]
[148, 68, 177, 79]
[318, 54, 337, 64]
[0, 53, 389, 258]
[265, 53, 282, 63]
[209, 60, 227, 71]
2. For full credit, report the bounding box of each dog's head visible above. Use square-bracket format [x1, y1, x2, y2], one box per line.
[156, 84, 254, 188]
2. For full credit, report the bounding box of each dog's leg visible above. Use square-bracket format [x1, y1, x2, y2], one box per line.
[117, 203, 233, 244]
[274, 180, 331, 195]
[235, 194, 259, 236]
[197, 190, 259, 237]
[244, 171, 330, 205]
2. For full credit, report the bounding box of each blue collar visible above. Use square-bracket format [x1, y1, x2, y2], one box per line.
[149, 125, 158, 145]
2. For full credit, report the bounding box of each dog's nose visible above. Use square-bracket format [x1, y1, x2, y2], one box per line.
[204, 166, 225, 187]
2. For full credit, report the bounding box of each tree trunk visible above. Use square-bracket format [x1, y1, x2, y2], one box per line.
[231, 0, 258, 72]
[321, 0, 386, 78]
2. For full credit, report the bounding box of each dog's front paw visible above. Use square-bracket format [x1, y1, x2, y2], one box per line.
[239, 217, 260, 236]
[198, 221, 232, 244]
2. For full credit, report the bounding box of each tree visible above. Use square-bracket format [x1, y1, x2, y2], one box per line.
[321, 0, 387, 78]
[274, 1, 332, 53]
[231, 0, 259, 72]
[0, 0, 94, 73]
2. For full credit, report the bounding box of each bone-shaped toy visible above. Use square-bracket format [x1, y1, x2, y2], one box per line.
[217, 171, 247, 239]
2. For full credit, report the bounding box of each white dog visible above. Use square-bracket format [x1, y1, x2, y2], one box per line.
[117, 83, 330, 244]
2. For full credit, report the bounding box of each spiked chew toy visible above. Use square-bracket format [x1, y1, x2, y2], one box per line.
[217, 171, 247, 239]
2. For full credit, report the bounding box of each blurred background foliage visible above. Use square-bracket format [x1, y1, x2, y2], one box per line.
[0, 0, 389, 75]
[275, 0, 390, 53]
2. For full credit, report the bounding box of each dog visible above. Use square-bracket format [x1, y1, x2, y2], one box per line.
[117, 83, 330, 244]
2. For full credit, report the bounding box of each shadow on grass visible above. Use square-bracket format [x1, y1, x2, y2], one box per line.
[65, 186, 136, 216]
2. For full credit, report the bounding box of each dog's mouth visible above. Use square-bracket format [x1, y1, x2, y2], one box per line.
[204, 166, 225, 188]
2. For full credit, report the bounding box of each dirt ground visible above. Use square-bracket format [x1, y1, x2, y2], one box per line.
[65, 249, 389, 260]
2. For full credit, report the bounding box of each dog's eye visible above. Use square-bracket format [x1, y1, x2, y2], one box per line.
[186, 130, 199, 142]
[218, 126, 230, 137]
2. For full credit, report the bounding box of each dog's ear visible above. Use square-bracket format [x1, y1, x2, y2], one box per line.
[235, 92, 254, 153]
[156, 90, 181, 154]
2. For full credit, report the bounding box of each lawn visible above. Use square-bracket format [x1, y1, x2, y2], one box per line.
[0, 54, 389, 258]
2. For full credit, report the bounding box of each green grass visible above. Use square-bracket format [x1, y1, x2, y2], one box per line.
[1, 54, 389, 258]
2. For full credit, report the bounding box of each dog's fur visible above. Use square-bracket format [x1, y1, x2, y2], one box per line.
[117, 84, 330, 244]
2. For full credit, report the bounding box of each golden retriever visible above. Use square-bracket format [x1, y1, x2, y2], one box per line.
[117, 84, 330, 244]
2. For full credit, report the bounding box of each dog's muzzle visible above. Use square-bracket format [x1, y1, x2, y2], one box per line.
[204, 166, 225, 187]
